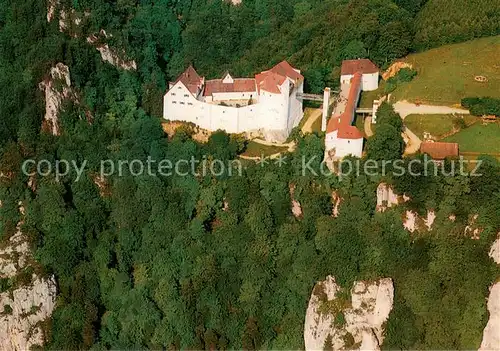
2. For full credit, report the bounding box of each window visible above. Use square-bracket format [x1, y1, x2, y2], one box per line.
[188, 102, 193, 106]
[177, 86, 182, 89]
[180, 102, 185, 105]
[171, 92, 176, 96]
[172, 101, 177, 104]
[184, 94, 189, 97]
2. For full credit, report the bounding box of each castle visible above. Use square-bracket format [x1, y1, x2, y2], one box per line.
[324, 59, 379, 160]
[163, 61, 304, 142]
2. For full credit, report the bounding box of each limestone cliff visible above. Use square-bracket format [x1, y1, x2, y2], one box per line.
[0, 223, 57, 350]
[479, 233, 500, 350]
[304, 276, 394, 351]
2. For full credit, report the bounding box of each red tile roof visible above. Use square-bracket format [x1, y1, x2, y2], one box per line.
[172, 65, 204, 95]
[326, 73, 363, 139]
[256, 60, 303, 94]
[341, 59, 379, 76]
[420, 142, 459, 160]
[269, 60, 303, 82]
[255, 71, 287, 94]
[203, 78, 256, 96]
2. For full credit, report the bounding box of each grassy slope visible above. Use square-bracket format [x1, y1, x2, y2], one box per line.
[241, 141, 289, 157]
[404, 114, 478, 139]
[391, 36, 500, 105]
[443, 122, 500, 153]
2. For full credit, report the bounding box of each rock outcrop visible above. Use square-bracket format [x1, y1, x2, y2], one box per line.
[87, 30, 137, 71]
[489, 233, 500, 264]
[304, 276, 394, 351]
[480, 282, 500, 351]
[47, 2, 136, 71]
[39, 63, 75, 135]
[376, 183, 410, 212]
[0, 223, 57, 350]
[382, 62, 413, 81]
[480, 233, 500, 350]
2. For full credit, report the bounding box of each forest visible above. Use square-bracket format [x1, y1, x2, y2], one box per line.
[0, 0, 499, 349]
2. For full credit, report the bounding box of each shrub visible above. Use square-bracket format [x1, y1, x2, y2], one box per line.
[461, 97, 500, 116]
[396, 67, 418, 83]
[2, 304, 13, 315]
[385, 67, 417, 94]
[452, 117, 467, 130]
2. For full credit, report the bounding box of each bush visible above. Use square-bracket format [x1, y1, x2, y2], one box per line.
[452, 117, 467, 130]
[461, 97, 500, 116]
[385, 67, 417, 94]
[396, 67, 418, 83]
[2, 304, 13, 315]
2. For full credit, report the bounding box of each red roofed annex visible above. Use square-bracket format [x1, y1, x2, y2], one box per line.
[420, 142, 459, 160]
[325, 59, 379, 161]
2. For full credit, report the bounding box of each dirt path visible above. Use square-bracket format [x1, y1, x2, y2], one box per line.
[364, 116, 374, 137]
[301, 108, 322, 134]
[393, 101, 470, 118]
[402, 126, 422, 155]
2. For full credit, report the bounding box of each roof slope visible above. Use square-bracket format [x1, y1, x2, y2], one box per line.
[326, 72, 363, 139]
[256, 60, 303, 94]
[204, 78, 256, 96]
[341, 59, 379, 75]
[172, 65, 204, 94]
[420, 142, 459, 159]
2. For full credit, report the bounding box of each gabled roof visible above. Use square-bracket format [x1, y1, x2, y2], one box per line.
[172, 65, 204, 95]
[420, 142, 459, 160]
[269, 60, 303, 82]
[256, 60, 302, 94]
[203, 78, 256, 96]
[341, 59, 379, 75]
[255, 71, 287, 94]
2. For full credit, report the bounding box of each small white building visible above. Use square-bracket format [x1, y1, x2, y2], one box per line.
[325, 59, 379, 160]
[163, 61, 304, 142]
[340, 59, 379, 91]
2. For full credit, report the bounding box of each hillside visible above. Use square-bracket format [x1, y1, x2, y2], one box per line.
[390, 36, 500, 105]
[0, 0, 500, 350]
[413, 0, 500, 50]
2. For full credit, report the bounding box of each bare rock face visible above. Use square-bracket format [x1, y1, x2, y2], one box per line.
[376, 183, 410, 212]
[0, 276, 57, 351]
[304, 276, 394, 351]
[39, 63, 75, 135]
[480, 233, 500, 350]
[87, 30, 137, 71]
[489, 233, 500, 264]
[480, 282, 500, 351]
[402, 210, 435, 233]
[0, 224, 57, 350]
[382, 62, 413, 81]
[47, 2, 136, 71]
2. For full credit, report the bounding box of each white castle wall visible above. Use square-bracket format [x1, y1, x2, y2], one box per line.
[340, 72, 379, 91]
[288, 81, 304, 132]
[211, 91, 255, 102]
[163, 79, 302, 141]
[325, 130, 363, 159]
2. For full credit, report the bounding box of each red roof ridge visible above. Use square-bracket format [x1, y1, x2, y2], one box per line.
[326, 72, 363, 139]
[420, 141, 459, 160]
[341, 59, 378, 75]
